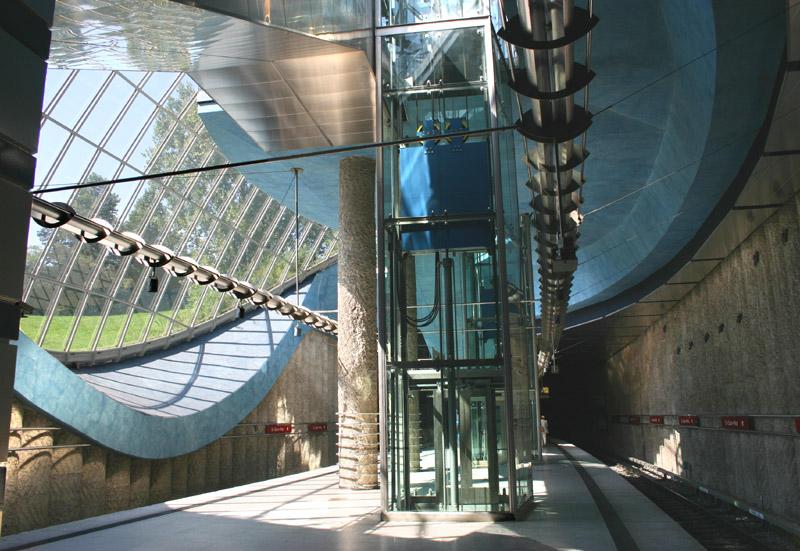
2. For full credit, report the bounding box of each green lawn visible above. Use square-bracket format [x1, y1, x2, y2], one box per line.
[21, 311, 169, 351]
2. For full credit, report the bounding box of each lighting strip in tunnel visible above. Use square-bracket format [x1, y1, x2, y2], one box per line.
[30, 196, 338, 335]
[498, 0, 597, 373]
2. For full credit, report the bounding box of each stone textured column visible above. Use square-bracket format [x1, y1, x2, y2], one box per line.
[337, 156, 378, 489]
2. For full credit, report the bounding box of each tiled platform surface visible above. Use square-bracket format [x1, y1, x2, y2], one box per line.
[0, 444, 703, 551]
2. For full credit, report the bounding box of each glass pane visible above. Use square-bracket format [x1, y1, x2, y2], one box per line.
[38, 230, 77, 281]
[49, 137, 96, 187]
[142, 72, 180, 103]
[381, 0, 485, 25]
[105, 94, 158, 159]
[42, 287, 83, 350]
[50, 71, 108, 129]
[20, 279, 56, 342]
[78, 75, 135, 145]
[70, 295, 107, 351]
[35, 120, 71, 187]
[96, 302, 129, 349]
[65, 244, 105, 290]
[42, 69, 71, 112]
[175, 284, 204, 325]
[121, 309, 150, 346]
[93, 254, 127, 297]
[145, 314, 170, 341]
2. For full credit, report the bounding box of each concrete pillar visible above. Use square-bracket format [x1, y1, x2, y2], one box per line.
[0, 2, 54, 533]
[337, 156, 378, 489]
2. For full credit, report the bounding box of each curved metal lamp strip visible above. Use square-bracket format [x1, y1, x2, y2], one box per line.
[30, 196, 338, 336]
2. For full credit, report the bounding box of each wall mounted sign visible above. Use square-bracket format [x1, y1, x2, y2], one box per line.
[678, 415, 700, 426]
[721, 416, 754, 430]
[265, 423, 292, 434]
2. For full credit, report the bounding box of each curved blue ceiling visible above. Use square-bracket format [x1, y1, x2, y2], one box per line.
[569, 0, 785, 312]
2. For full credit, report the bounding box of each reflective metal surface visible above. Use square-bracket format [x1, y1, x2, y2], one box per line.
[50, 0, 375, 153]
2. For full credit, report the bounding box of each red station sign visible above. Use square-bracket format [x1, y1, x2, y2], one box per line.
[795, 418, 800, 434]
[649, 415, 664, 425]
[721, 416, 754, 430]
[265, 423, 293, 434]
[629, 415, 641, 425]
[678, 415, 700, 427]
[308, 423, 328, 433]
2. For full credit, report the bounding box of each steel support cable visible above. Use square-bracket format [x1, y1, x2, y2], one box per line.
[497, 0, 596, 373]
[33, 1, 796, 201]
[31, 126, 517, 196]
[29, 196, 339, 336]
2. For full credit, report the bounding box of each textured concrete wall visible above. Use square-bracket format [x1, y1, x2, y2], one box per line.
[562, 193, 800, 523]
[2, 330, 337, 535]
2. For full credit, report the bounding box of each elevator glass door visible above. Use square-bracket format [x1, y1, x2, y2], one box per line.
[403, 372, 507, 512]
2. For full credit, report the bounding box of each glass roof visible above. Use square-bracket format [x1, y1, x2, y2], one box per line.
[22, 68, 338, 354]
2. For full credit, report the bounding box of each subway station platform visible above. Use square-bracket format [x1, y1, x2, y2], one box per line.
[0, 444, 702, 551]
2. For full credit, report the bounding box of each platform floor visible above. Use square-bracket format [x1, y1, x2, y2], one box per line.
[0, 443, 703, 550]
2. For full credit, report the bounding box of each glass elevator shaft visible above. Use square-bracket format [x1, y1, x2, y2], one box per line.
[376, 17, 538, 515]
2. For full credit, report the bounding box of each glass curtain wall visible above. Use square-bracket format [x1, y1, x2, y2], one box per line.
[377, 5, 535, 515]
[24, 69, 339, 355]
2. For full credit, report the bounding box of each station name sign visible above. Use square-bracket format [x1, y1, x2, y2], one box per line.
[265, 423, 293, 434]
[678, 415, 700, 426]
[720, 416, 754, 430]
[308, 423, 328, 432]
[649, 415, 664, 425]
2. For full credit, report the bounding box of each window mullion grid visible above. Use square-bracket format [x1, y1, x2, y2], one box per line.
[207, 182, 263, 319]
[63, 74, 147, 351]
[276, 220, 314, 287]
[240, 197, 277, 284]
[32, 70, 127, 320]
[159, 168, 245, 334]
[249, 205, 290, 290]
[302, 225, 329, 272]
[122, 118, 211, 345]
[156, 164, 233, 334]
[42, 69, 76, 116]
[112, 101, 206, 349]
[185, 171, 245, 328]
[261, 219, 297, 290]
[92, 157, 227, 351]
[234, 196, 278, 285]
